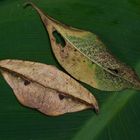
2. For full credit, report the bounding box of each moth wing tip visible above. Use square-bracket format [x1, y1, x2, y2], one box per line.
[23, 1, 35, 9]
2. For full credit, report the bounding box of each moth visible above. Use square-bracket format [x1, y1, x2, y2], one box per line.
[24, 2, 140, 91]
[0, 60, 98, 116]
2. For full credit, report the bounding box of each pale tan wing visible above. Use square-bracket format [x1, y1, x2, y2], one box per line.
[2, 71, 91, 116]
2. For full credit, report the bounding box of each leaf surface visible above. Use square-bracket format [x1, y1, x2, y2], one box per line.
[0, 59, 98, 116]
[0, 0, 140, 140]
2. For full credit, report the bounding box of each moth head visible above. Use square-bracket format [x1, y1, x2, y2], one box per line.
[108, 65, 140, 90]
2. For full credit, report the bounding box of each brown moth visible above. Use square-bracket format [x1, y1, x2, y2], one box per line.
[0, 60, 98, 116]
[24, 2, 140, 91]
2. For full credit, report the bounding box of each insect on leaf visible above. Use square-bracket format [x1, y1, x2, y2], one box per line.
[0, 60, 98, 116]
[24, 2, 140, 91]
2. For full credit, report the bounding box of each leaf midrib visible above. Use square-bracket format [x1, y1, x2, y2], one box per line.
[73, 89, 136, 140]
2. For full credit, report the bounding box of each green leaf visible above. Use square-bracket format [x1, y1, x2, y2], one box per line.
[0, 0, 140, 140]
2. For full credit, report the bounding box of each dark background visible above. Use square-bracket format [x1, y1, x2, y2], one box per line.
[0, 0, 140, 140]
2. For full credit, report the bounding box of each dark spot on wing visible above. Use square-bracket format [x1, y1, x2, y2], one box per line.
[59, 94, 65, 100]
[108, 68, 119, 74]
[24, 80, 31, 86]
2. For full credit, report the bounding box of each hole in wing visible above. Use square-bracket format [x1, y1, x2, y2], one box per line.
[52, 30, 66, 48]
